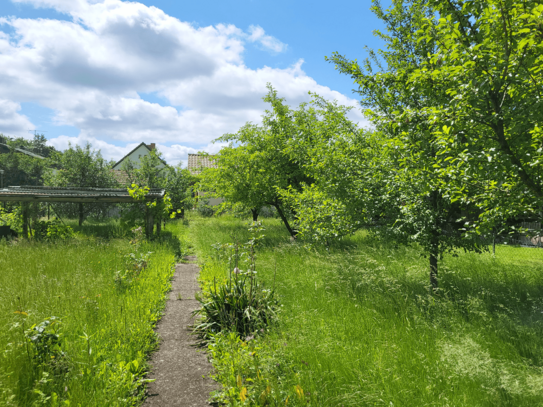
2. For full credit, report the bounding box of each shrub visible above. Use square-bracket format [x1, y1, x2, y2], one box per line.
[197, 198, 215, 217]
[33, 220, 74, 241]
[193, 221, 279, 343]
[193, 272, 278, 343]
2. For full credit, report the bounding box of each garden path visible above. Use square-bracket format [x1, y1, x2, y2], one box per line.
[144, 256, 217, 406]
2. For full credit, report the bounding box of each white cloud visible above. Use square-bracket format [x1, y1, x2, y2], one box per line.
[2, 0, 367, 152]
[0, 100, 35, 137]
[247, 25, 287, 53]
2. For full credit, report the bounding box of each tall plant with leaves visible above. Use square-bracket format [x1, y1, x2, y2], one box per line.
[44, 143, 115, 225]
[326, 0, 486, 288]
[207, 85, 326, 237]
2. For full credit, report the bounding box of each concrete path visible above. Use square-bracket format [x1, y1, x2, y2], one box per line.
[144, 256, 218, 407]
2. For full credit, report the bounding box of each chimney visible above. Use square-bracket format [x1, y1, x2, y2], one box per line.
[148, 143, 156, 150]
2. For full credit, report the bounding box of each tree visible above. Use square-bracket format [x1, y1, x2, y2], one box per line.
[44, 143, 115, 225]
[201, 126, 276, 222]
[414, 0, 543, 234]
[0, 133, 54, 187]
[205, 85, 315, 237]
[324, 0, 492, 288]
[120, 149, 166, 188]
[163, 165, 196, 219]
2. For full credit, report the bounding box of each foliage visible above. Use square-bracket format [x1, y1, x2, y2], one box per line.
[33, 219, 74, 241]
[162, 165, 196, 217]
[0, 205, 22, 232]
[193, 222, 279, 343]
[24, 317, 65, 367]
[123, 184, 176, 235]
[0, 133, 57, 159]
[208, 332, 306, 406]
[119, 148, 165, 188]
[325, 0, 543, 286]
[0, 134, 53, 187]
[44, 142, 116, 224]
[203, 85, 316, 236]
[196, 198, 215, 218]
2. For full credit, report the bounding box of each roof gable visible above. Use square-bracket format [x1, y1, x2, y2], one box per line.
[112, 142, 166, 170]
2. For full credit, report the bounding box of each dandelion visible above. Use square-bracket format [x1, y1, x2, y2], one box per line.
[233, 267, 241, 275]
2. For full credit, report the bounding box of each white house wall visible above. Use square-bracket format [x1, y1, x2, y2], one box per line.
[112, 145, 165, 170]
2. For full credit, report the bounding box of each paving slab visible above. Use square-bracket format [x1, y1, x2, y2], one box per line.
[144, 256, 218, 407]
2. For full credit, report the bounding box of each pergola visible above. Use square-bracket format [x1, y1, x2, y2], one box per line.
[0, 186, 165, 237]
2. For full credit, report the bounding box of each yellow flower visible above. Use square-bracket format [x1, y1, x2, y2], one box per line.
[240, 387, 247, 402]
[295, 384, 304, 400]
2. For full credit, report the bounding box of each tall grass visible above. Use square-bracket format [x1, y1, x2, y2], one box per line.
[0, 220, 186, 406]
[191, 216, 543, 406]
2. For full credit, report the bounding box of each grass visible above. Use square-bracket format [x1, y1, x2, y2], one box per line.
[0, 219, 187, 406]
[189, 215, 543, 406]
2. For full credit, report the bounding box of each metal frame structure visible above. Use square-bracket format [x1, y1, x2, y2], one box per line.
[0, 186, 165, 238]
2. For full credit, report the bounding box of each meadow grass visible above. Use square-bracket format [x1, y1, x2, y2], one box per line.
[190, 215, 543, 406]
[0, 219, 186, 406]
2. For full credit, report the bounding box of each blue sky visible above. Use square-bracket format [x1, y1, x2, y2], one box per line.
[0, 0, 387, 165]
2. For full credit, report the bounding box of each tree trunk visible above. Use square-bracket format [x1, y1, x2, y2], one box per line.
[156, 218, 161, 235]
[78, 203, 84, 227]
[274, 203, 296, 238]
[429, 190, 440, 290]
[251, 208, 259, 222]
[430, 250, 438, 290]
[180, 207, 185, 219]
[22, 203, 29, 239]
[145, 206, 150, 238]
[148, 213, 154, 237]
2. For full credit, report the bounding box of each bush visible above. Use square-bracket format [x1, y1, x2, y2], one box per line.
[193, 272, 278, 343]
[193, 221, 279, 343]
[197, 198, 215, 217]
[33, 220, 74, 241]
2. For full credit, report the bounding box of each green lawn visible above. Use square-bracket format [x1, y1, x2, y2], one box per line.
[0, 220, 186, 406]
[190, 215, 543, 406]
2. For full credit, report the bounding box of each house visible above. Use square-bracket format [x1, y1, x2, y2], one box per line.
[111, 142, 166, 186]
[187, 153, 223, 206]
[187, 153, 217, 175]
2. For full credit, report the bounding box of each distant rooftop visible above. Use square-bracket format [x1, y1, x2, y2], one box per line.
[188, 154, 217, 175]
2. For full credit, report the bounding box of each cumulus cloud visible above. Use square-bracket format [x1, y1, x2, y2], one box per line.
[247, 25, 287, 53]
[0, 100, 35, 137]
[2, 0, 366, 152]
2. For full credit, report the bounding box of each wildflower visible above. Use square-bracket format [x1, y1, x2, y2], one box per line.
[233, 267, 241, 275]
[245, 335, 254, 342]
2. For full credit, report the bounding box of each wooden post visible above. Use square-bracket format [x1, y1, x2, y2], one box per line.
[78, 203, 84, 227]
[149, 212, 154, 237]
[22, 202, 29, 239]
[145, 206, 150, 238]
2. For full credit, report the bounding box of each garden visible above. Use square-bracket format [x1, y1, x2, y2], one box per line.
[1, 0, 543, 405]
[189, 215, 543, 406]
[0, 220, 186, 406]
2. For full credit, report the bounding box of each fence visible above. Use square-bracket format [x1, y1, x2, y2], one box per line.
[508, 221, 542, 248]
